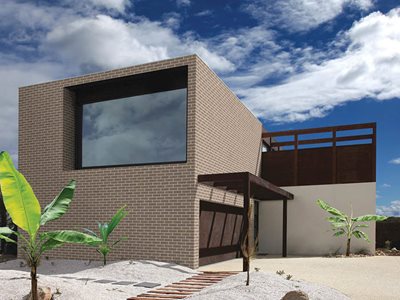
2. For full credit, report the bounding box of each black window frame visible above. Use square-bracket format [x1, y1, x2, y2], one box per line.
[70, 66, 189, 170]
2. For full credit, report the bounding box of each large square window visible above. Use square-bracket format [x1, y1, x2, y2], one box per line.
[73, 67, 188, 168]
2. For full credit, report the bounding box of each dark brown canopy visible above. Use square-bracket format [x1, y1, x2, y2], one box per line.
[198, 172, 294, 271]
[198, 172, 293, 201]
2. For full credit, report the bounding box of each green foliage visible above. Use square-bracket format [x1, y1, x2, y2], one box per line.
[0, 151, 102, 300]
[84, 206, 128, 265]
[40, 180, 76, 226]
[317, 199, 388, 256]
[0, 151, 41, 239]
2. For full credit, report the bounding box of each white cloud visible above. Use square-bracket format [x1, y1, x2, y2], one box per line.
[177, 0, 191, 7]
[43, 14, 234, 73]
[84, 0, 131, 13]
[377, 200, 400, 216]
[194, 10, 213, 17]
[382, 183, 391, 188]
[240, 9, 400, 122]
[163, 12, 182, 30]
[246, 0, 374, 32]
[389, 157, 400, 164]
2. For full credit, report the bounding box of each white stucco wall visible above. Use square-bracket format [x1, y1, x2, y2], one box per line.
[259, 182, 376, 256]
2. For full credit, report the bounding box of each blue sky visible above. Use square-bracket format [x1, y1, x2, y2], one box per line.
[0, 0, 399, 215]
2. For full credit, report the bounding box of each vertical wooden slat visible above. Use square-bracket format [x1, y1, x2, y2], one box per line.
[282, 199, 287, 258]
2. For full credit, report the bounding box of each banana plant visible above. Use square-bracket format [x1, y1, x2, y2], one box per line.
[0, 151, 102, 300]
[317, 199, 387, 256]
[84, 206, 127, 266]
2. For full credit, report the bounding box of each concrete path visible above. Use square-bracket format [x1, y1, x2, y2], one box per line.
[198, 256, 400, 300]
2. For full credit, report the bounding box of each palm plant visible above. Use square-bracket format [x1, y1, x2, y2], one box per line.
[84, 206, 127, 265]
[317, 199, 387, 256]
[0, 151, 102, 300]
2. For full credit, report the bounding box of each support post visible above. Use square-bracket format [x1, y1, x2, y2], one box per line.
[332, 129, 337, 184]
[242, 173, 250, 272]
[294, 134, 298, 185]
[282, 199, 287, 257]
[372, 124, 376, 181]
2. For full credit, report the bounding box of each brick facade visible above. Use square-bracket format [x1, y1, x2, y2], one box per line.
[19, 55, 262, 268]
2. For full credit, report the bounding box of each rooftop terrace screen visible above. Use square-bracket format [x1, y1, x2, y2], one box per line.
[81, 88, 187, 168]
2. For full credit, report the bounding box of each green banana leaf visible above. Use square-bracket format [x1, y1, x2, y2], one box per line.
[98, 223, 109, 242]
[42, 230, 102, 246]
[317, 199, 346, 218]
[0, 151, 41, 238]
[352, 230, 370, 241]
[40, 238, 65, 253]
[0, 226, 17, 244]
[106, 206, 127, 236]
[333, 230, 345, 237]
[40, 180, 76, 226]
[352, 215, 388, 222]
[82, 228, 98, 237]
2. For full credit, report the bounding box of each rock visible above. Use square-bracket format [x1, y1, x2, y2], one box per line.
[281, 290, 309, 300]
[391, 247, 398, 252]
[23, 287, 52, 300]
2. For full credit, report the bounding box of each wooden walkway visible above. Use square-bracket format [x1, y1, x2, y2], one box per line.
[127, 271, 238, 300]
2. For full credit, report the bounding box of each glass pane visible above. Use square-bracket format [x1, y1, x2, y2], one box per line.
[82, 88, 187, 167]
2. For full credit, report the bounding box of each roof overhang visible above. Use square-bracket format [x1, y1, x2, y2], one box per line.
[198, 172, 293, 201]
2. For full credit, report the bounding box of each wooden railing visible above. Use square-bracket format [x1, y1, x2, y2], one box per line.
[261, 123, 376, 186]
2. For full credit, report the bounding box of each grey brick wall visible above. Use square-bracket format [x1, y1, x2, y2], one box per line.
[18, 55, 262, 268]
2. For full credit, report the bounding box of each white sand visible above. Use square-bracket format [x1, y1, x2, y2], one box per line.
[0, 259, 198, 300]
[0, 259, 350, 300]
[188, 272, 349, 300]
[199, 256, 400, 299]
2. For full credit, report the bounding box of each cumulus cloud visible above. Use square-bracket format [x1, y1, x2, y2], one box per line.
[240, 9, 400, 122]
[382, 183, 391, 188]
[377, 200, 400, 216]
[389, 157, 400, 164]
[84, 0, 131, 13]
[245, 0, 374, 32]
[43, 14, 234, 73]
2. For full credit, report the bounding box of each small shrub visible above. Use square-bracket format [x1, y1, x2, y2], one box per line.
[276, 270, 285, 276]
[317, 199, 387, 256]
[83, 206, 128, 266]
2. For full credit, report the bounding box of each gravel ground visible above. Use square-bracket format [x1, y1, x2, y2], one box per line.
[0, 259, 198, 300]
[199, 256, 400, 299]
[188, 272, 349, 300]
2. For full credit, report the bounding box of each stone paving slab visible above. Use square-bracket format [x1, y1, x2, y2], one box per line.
[112, 281, 136, 285]
[94, 279, 116, 284]
[134, 282, 161, 288]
